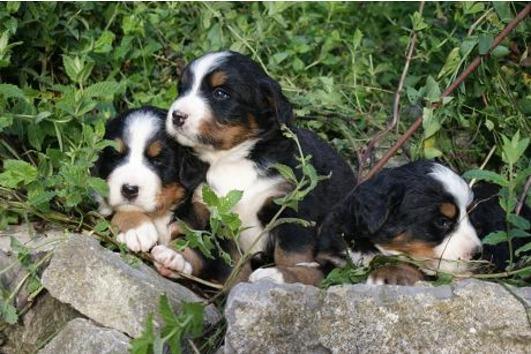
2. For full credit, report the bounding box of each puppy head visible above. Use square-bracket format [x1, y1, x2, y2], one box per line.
[352, 160, 482, 274]
[166, 51, 292, 153]
[93, 107, 196, 215]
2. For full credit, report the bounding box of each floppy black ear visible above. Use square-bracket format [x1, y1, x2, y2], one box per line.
[178, 152, 208, 192]
[259, 78, 293, 124]
[352, 171, 404, 235]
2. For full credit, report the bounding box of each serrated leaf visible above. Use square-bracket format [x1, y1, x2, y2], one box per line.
[273, 163, 297, 183]
[422, 108, 441, 138]
[0, 301, 18, 325]
[0, 159, 38, 188]
[84, 81, 120, 98]
[94, 30, 115, 53]
[202, 185, 218, 207]
[437, 47, 461, 79]
[424, 76, 441, 103]
[220, 190, 243, 211]
[482, 231, 508, 246]
[493, 2, 513, 23]
[181, 302, 204, 337]
[88, 177, 109, 197]
[462, 169, 509, 187]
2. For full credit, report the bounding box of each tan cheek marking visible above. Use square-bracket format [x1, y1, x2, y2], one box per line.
[146, 141, 162, 157]
[111, 211, 152, 233]
[150, 183, 186, 217]
[209, 71, 228, 87]
[439, 202, 457, 219]
[379, 233, 436, 258]
[198, 119, 258, 150]
[115, 138, 126, 153]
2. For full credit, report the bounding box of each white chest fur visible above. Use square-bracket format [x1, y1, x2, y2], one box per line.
[200, 141, 286, 254]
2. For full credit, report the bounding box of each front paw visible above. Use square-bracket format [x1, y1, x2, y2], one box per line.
[367, 263, 424, 286]
[116, 222, 158, 252]
[151, 245, 193, 278]
[248, 267, 285, 284]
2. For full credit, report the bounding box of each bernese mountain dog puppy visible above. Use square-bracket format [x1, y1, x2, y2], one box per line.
[93, 107, 206, 274]
[161, 51, 356, 285]
[317, 160, 483, 285]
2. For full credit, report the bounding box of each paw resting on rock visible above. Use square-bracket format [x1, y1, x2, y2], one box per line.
[116, 222, 158, 253]
[151, 245, 193, 278]
[248, 267, 285, 284]
[366, 263, 424, 286]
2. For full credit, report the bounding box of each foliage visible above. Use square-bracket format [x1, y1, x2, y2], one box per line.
[130, 295, 204, 354]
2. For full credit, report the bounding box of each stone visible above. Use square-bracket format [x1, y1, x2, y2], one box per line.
[41, 233, 221, 338]
[1, 293, 81, 354]
[224, 279, 531, 354]
[38, 318, 130, 354]
[0, 224, 67, 254]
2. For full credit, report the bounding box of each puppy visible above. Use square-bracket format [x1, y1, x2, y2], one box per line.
[470, 182, 531, 271]
[160, 51, 356, 285]
[93, 107, 206, 268]
[317, 160, 483, 285]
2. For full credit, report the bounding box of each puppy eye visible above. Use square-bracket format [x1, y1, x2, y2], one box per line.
[213, 87, 230, 100]
[436, 217, 451, 229]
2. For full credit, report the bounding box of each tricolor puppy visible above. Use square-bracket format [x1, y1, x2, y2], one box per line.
[317, 160, 483, 285]
[162, 51, 356, 285]
[93, 107, 206, 265]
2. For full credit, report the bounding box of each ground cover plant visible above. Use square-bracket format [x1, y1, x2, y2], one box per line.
[0, 2, 530, 352]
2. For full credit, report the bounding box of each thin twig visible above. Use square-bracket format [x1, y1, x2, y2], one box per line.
[469, 145, 497, 188]
[356, 1, 425, 182]
[515, 176, 531, 216]
[362, 3, 531, 183]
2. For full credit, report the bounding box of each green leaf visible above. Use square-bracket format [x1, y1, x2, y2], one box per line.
[437, 47, 461, 79]
[202, 185, 219, 207]
[463, 2, 484, 15]
[424, 76, 441, 103]
[273, 163, 297, 183]
[493, 2, 513, 23]
[491, 45, 510, 58]
[0, 159, 38, 188]
[410, 11, 428, 31]
[88, 177, 109, 197]
[0, 300, 18, 325]
[422, 108, 441, 138]
[501, 131, 529, 165]
[462, 169, 509, 187]
[478, 33, 493, 55]
[83, 81, 120, 98]
[482, 231, 508, 246]
[220, 190, 243, 211]
[0, 83, 25, 99]
[507, 213, 530, 230]
[515, 242, 531, 256]
[130, 314, 155, 354]
[94, 30, 115, 53]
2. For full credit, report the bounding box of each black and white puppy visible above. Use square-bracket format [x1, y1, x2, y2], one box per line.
[162, 51, 356, 285]
[93, 107, 206, 272]
[317, 160, 483, 285]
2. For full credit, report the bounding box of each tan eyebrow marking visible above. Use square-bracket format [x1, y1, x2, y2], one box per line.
[146, 140, 163, 157]
[439, 202, 457, 219]
[209, 70, 228, 87]
[114, 138, 126, 153]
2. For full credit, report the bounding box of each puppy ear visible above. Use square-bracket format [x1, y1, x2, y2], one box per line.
[178, 152, 208, 192]
[259, 78, 293, 124]
[353, 171, 404, 235]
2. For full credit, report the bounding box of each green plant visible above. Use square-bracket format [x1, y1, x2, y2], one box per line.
[130, 295, 204, 354]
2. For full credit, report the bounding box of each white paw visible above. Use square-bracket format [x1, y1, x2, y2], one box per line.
[151, 245, 193, 275]
[248, 267, 285, 284]
[117, 222, 158, 252]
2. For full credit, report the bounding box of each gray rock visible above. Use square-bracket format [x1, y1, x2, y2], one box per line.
[41, 234, 221, 338]
[1, 293, 81, 354]
[38, 318, 130, 354]
[0, 224, 67, 254]
[225, 279, 531, 354]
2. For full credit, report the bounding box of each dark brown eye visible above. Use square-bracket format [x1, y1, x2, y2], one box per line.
[436, 217, 451, 230]
[213, 87, 230, 100]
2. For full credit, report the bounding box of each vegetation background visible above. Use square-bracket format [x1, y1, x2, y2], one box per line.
[0, 2, 530, 352]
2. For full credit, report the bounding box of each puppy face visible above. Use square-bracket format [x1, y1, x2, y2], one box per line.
[93, 107, 184, 215]
[353, 161, 482, 274]
[166, 51, 292, 152]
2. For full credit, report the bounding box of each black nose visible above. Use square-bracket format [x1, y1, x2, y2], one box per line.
[121, 184, 139, 200]
[172, 110, 188, 127]
[471, 245, 483, 260]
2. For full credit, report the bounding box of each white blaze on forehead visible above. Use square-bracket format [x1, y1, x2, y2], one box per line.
[166, 51, 232, 148]
[189, 51, 231, 95]
[107, 111, 162, 212]
[429, 163, 481, 274]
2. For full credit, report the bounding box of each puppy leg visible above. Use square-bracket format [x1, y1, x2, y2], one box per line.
[151, 245, 202, 278]
[112, 211, 158, 252]
[249, 222, 323, 286]
[367, 263, 425, 286]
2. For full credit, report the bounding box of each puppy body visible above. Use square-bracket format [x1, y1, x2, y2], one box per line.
[317, 160, 482, 285]
[93, 107, 206, 255]
[164, 51, 356, 285]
